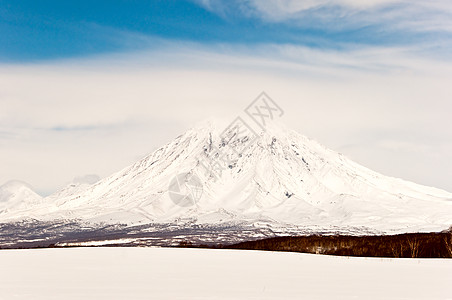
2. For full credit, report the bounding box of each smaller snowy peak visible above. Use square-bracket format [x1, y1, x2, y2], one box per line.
[0, 180, 37, 201]
[0, 180, 43, 211]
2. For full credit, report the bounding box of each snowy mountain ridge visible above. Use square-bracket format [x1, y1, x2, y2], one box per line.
[1, 121, 451, 234]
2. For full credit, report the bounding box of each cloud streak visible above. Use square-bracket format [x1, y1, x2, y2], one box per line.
[195, 0, 452, 36]
[1, 41, 452, 195]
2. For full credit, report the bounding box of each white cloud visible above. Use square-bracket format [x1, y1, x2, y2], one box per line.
[1, 42, 452, 194]
[195, 0, 452, 33]
[73, 174, 101, 185]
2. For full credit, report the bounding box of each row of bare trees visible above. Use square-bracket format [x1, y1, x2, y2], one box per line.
[390, 237, 422, 258]
[445, 227, 452, 257]
[228, 229, 452, 258]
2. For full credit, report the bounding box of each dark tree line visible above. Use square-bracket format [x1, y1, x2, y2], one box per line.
[223, 228, 452, 258]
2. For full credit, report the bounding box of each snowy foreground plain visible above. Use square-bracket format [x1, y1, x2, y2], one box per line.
[0, 247, 451, 300]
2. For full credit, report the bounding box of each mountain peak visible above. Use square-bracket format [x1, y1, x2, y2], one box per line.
[1, 122, 451, 234]
[0, 180, 42, 212]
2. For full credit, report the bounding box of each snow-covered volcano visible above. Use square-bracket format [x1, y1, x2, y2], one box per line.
[1, 122, 451, 234]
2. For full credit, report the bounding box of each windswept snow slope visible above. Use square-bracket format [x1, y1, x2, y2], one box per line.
[0, 248, 450, 300]
[1, 122, 451, 233]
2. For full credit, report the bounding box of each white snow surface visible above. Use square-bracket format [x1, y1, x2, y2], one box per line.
[1, 121, 451, 233]
[0, 247, 450, 300]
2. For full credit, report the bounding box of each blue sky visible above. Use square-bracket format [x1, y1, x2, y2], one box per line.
[1, 0, 452, 195]
[1, 0, 451, 61]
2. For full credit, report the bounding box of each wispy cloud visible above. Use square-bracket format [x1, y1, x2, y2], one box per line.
[194, 0, 452, 35]
[1, 41, 452, 194]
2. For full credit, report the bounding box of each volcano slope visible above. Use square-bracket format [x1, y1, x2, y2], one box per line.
[1, 122, 451, 248]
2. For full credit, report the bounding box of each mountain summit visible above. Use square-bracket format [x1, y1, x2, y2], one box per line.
[1, 121, 451, 234]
